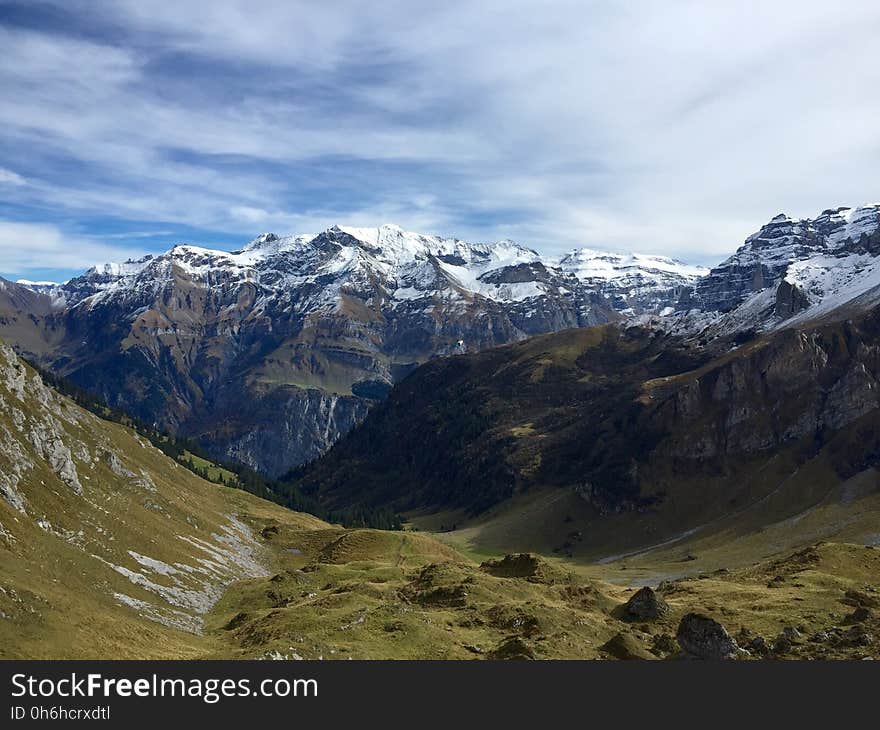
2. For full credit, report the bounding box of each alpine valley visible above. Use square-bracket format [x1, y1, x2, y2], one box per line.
[3, 205, 880, 660]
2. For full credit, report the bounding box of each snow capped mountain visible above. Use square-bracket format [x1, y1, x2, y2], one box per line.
[555, 249, 707, 315]
[8, 224, 656, 477]
[7, 208, 880, 478]
[15, 279, 60, 290]
[669, 204, 880, 338]
[2, 223, 707, 477]
[54, 224, 702, 318]
[11, 209, 880, 357]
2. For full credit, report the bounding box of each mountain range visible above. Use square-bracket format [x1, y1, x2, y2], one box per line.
[3, 204, 880, 660]
[0, 224, 704, 476]
[1, 204, 879, 483]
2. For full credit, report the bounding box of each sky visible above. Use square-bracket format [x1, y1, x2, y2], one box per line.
[1, 0, 879, 282]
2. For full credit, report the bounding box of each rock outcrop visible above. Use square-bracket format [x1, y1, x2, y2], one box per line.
[684, 206, 880, 315]
[671, 205, 880, 340]
[0, 342, 82, 501]
[676, 613, 741, 659]
[623, 586, 669, 620]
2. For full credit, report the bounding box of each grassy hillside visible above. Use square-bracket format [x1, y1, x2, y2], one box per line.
[3, 335, 878, 660]
[205, 519, 880, 660]
[294, 311, 880, 563]
[0, 339, 327, 659]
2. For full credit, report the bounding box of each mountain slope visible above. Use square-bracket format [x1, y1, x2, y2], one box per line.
[5, 204, 879, 481]
[0, 278, 64, 356]
[295, 299, 880, 559]
[2, 225, 701, 477]
[0, 338, 326, 659]
[556, 249, 707, 315]
[3, 336, 878, 660]
[669, 204, 880, 339]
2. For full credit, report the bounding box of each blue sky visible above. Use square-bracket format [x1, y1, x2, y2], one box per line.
[1, 0, 879, 282]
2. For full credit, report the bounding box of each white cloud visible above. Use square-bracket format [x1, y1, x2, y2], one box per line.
[1, 1, 879, 268]
[0, 220, 143, 273]
[0, 168, 25, 186]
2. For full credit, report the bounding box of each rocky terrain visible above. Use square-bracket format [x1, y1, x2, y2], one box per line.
[665, 204, 880, 339]
[208, 523, 880, 660]
[4, 205, 880, 482]
[0, 338, 325, 658]
[1, 335, 878, 661]
[0, 225, 704, 477]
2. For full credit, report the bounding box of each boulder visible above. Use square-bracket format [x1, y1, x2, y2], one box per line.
[676, 613, 740, 659]
[623, 586, 669, 620]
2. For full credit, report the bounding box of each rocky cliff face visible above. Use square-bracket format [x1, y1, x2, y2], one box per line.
[4, 224, 704, 476]
[0, 341, 83, 508]
[6, 206, 879, 478]
[296, 300, 880, 546]
[191, 384, 371, 477]
[650, 321, 880, 465]
[672, 205, 880, 338]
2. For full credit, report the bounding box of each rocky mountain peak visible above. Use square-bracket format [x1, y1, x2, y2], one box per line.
[671, 203, 880, 339]
[5, 208, 880, 479]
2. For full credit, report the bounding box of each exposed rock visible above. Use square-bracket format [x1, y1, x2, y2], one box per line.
[0, 423, 33, 511]
[836, 625, 873, 648]
[103, 450, 135, 478]
[682, 206, 880, 317]
[676, 613, 741, 660]
[479, 553, 566, 584]
[1, 342, 82, 496]
[843, 589, 880, 609]
[772, 626, 802, 654]
[132, 472, 157, 493]
[623, 586, 669, 620]
[0, 343, 28, 400]
[216, 388, 370, 477]
[27, 420, 82, 495]
[845, 606, 872, 624]
[481, 553, 542, 578]
[774, 280, 810, 319]
[748, 636, 770, 657]
[650, 633, 678, 656]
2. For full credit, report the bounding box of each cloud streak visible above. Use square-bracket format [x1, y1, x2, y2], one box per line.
[0, 0, 878, 280]
[0, 220, 144, 275]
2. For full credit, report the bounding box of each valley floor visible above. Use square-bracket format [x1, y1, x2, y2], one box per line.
[4, 488, 879, 660]
[200, 515, 880, 660]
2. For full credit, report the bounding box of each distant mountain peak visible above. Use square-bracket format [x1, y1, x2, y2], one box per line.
[669, 202, 880, 339]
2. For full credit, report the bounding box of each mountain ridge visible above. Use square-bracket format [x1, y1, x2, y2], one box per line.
[667, 203, 880, 339]
[3, 205, 880, 479]
[1, 224, 702, 476]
